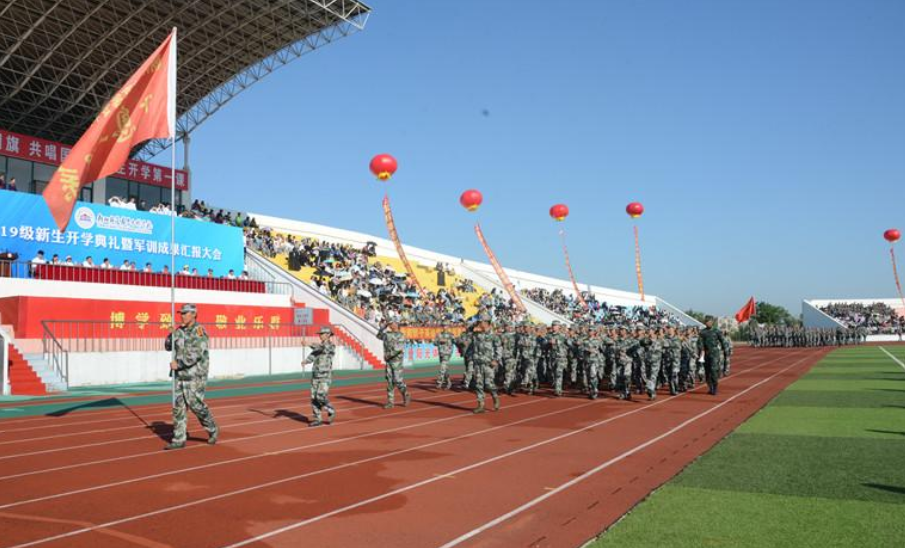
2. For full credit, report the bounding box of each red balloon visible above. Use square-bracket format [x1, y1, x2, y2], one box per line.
[626, 202, 644, 219]
[460, 189, 483, 212]
[369, 154, 397, 181]
[885, 228, 901, 244]
[550, 204, 569, 222]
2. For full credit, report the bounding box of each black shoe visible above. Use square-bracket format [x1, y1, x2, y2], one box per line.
[326, 410, 335, 425]
[309, 420, 323, 428]
[165, 441, 185, 451]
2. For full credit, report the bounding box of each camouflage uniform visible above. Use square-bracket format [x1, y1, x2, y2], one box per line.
[165, 313, 218, 447]
[456, 329, 474, 390]
[601, 330, 617, 391]
[720, 332, 733, 375]
[662, 330, 682, 395]
[379, 325, 410, 408]
[581, 330, 604, 399]
[697, 325, 728, 395]
[469, 325, 501, 412]
[433, 329, 456, 389]
[518, 326, 540, 394]
[304, 330, 336, 425]
[644, 334, 664, 400]
[614, 331, 638, 400]
[500, 325, 519, 395]
[547, 324, 570, 396]
[679, 335, 696, 391]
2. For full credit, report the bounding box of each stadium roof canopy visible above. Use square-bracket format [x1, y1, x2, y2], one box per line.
[0, 0, 370, 159]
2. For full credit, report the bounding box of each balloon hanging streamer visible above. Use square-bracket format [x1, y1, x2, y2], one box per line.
[890, 247, 905, 313]
[382, 194, 426, 298]
[474, 223, 527, 314]
[559, 229, 588, 310]
[634, 224, 645, 302]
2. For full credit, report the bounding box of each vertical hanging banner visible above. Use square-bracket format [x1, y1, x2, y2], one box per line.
[634, 225, 645, 302]
[890, 248, 905, 313]
[474, 223, 527, 313]
[382, 194, 426, 297]
[42, 31, 177, 231]
[560, 230, 588, 310]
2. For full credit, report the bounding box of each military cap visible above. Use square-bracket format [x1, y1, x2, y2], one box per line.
[318, 326, 333, 335]
[178, 303, 197, 314]
[551, 320, 561, 326]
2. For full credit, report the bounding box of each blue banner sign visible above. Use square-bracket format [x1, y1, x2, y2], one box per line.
[0, 191, 244, 276]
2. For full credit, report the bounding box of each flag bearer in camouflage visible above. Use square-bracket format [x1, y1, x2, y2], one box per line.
[500, 322, 520, 395]
[378, 320, 410, 409]
[456, 326, 475, 390]
[697, 318, 728, 395]
[433, 327, 456, 390]
[643, 330, 664, 400]
[518, 323, 540, 395]
[547, 321, 571, 397]
[164, 303, 218, 450]
[662, 327, 682, 395]
[469, 316, 501, 413]
[304, 327, 336, 427]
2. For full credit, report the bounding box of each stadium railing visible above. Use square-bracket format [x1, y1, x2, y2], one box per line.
[1, 261, 291, 295]
[40, 320, 367, 372]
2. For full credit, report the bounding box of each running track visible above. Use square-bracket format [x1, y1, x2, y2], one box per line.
[0, 347, 828, 548]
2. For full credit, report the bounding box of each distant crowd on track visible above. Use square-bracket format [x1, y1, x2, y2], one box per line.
[749, 324, 870, 347]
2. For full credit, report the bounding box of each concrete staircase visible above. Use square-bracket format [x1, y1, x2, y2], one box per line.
[6, 344, 66, 395]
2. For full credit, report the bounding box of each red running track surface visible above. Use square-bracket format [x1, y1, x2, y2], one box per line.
[0, 347, 827, 548]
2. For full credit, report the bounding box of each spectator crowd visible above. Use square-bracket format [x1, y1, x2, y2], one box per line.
[820, 302, 903, 335]
[523, 287, 682, 327]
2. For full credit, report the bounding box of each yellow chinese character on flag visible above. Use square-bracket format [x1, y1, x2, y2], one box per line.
[215, 314, 228, 330]
[110, 311, 125, 329]
[159, 313, 173, 330]
[269, 315, 281, 330]
[253, 316, 264, 330]
[235, 315, 247, 330]
[135, 312, 149, 330]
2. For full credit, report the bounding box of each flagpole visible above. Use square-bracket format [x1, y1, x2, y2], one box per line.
[169, 27, 178, 407]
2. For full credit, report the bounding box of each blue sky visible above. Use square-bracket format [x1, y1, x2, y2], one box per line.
[154, 0, 905, 316]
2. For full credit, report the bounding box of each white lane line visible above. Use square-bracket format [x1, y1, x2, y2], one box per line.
[879, 347, 905, 373]
[0, 388, 467, 470]
[219, 350, 807, 548]
[0, 382, 395, 434]
[3, 397, 586, 548]
[435, 352, 814, 548]
[0, 392, 536, 510]
[0, 368, 443, 427]
[0, 385, 392, 445]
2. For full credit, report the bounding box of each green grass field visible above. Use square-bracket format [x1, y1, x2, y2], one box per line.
[591, 346, 905, 548]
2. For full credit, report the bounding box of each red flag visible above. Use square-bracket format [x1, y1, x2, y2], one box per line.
[43, 30, 177, 231]
[735, 297, 757, 323]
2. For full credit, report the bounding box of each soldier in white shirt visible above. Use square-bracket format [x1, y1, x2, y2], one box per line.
[31, 250, 47, 265]
[119, 260, 132, 271]
[82, 256, 95, 268]
[63, 256, 75, 266]
[100, 258, 113, 269]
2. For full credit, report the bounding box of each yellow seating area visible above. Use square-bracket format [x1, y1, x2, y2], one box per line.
[369, 255, 486, 317]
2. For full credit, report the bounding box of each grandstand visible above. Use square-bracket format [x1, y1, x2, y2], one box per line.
[803, 298, 904, 340]
[0, 0, 700, 398]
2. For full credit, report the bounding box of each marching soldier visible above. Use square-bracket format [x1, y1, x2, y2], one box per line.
[697, 318, 729, 395]
[469, 315, 502, 413]
[433, 327, 456, 390]
[164, 303, 218, 450]
[378, 320, 411, 409]
[304, 326, 336, 427]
